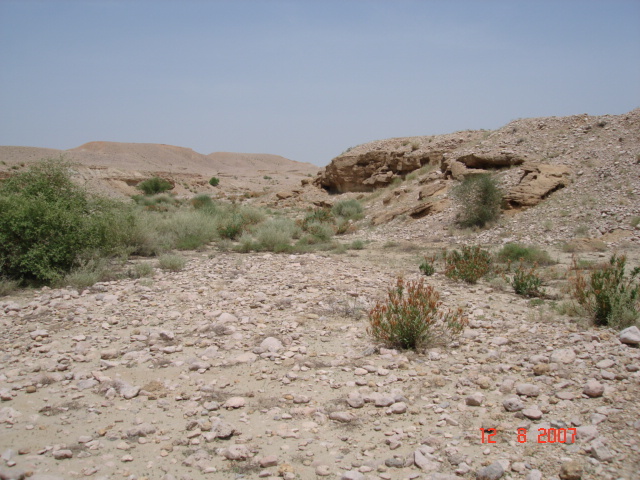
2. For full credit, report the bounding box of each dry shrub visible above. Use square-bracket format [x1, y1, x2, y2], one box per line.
[367, 278, 467, 350]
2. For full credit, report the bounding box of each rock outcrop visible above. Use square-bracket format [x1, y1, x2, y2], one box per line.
[505, 164, 571, 208]
[315, 131, 486, 193]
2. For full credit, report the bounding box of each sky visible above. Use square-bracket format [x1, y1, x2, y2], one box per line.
[1, 1, 639, 167]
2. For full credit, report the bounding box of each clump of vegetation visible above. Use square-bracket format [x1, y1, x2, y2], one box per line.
[332, 199, 364, 221]
[0, 277, 19, 297]
[0, 159, 136, 284]
[419, 255, 436, 276]
[452, 174, 502, 228]
[497, 243, 554, 265]
[444, 246, 492, 283]
[368, 278, 467, 350]
[137, 177, 173, 195]
[209, 176, 220, 187]
[158, 254, 186, 272]
[190, 194, 213, 210]
[510, 263, 545, 298]
[569, 254, 639, 329]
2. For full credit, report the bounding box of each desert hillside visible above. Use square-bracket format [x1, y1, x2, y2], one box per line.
[0, 141, 319, 198]
[1, 109, 640, 480]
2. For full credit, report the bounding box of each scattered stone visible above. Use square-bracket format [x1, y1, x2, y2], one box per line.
[583, 379, 604, 398]
[550, 348, 576, 364]
[559, 460, 583, 480]
[503, 397, 525, 412]
[476, 461, 504, 480]
[465, 393, 484, 406]
[619, 326, 640, 345]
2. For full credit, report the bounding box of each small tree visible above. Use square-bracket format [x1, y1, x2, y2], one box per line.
[453, 174, 502, 228]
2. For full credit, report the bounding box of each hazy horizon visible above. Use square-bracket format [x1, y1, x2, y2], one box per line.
[1, 0, 639, 167]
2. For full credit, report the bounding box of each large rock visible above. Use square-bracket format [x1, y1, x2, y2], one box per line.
[505, 164, 571, 208]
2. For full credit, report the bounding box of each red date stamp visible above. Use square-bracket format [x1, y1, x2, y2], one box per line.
[480, 427, 577, 444]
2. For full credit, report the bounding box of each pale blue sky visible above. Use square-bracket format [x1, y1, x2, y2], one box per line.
[1, 0, 639, 166]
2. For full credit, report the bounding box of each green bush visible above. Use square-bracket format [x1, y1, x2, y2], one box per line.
[137, 177, 173, 195]
[511, 263, 545, 298]
[498, 243, 554, 265]
[209, 177, 220, 187]
[367, 278, 467, 350]
[444, 246, 492, 283]
[419, 255, 436, 276]
[452, 174, 502, 228]
[332, 199, 364, 221]
[0, 159, 132, 283]
[570, 254, 639, 328]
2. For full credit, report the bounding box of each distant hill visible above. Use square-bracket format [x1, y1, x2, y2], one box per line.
[0, 141, 319, 198]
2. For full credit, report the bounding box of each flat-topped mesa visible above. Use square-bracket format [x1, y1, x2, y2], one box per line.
[314, 131, 487, 193]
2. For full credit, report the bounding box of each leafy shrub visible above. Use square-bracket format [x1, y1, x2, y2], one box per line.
[137, 177, 173, 195]
[444, 246, 492, 283]
[452, 174, 502, 228]
[158, 254, 186, 272]
[419, 255, 436, 276]
[209, 177, 220, 187]
[570, 254, 639, 328]
[511, 263, 545, 297]
[498, 243, 554, 265]
[368, 278, 467, 350]
[332, 199, 364, 221]
[0, 159, 132, 283]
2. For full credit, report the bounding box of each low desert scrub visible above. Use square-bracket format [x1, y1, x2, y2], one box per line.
[127, 262, 154, 279]
[497, 243, 554, 265]
[332, 199, 364, 221]
[251, 217, 301, 252]
[510, 263, 545, 298]
[419, 255, 436, 276]
[452, 174, 502, 228]
[58, 257, 118, 290]
[368, 278, 467, 350]
[0, 278, 19, 297]
[190, 194, 214, 210]
[158, 254, 186, 272]
[137, 177, 173, 195]
[349, 239, 365, 250]
[209, 176, 220, 186]
[444, 246, 492, 284]
[569, 254, 639, 329]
